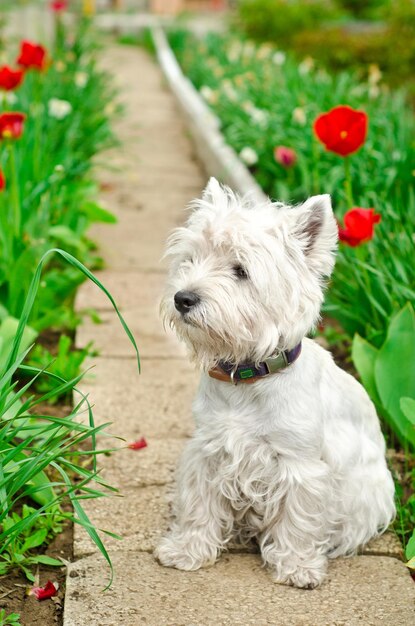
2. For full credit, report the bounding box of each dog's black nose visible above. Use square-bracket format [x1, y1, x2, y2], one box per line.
[174, 290, 200, 314]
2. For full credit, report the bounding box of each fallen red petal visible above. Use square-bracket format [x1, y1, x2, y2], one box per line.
[28, 580, 58, 601]
[128, 437, 148, 450]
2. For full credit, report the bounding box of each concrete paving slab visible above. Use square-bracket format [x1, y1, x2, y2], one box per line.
[96, 188, 200, 219]
[363, 530, 403, 559]
[74, 485, 172, 558]
[76, 270, 165, 312]
[75, 357, 196, 439]
[64, 551, 415, 626]
[88, 223, 167, 271]
[76, 308, 186, 358]
[92, 438, 187, 490]
[75, 270, 185, 357]
[84, 204, 189, 271]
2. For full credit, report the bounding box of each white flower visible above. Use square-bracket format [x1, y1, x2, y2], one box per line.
[75, 71, 88, 88]
[368, 64, 382, 85]
[272, 51, 286, 66]
[369, 84, 380, 99]
[222, 80, 238, 102]
[48, 98, 72, 120]
[212, 66, 224, 78]
[292, 107, 307, 126]
[55, 60, 66, 73]
[298, 56, 314, 75]
[243, 102, 268, 127]
[256, 44, 272, 59]
[200, 85, 217, 104]
[227, 41, 243, 63]
[4, 92, 17, 105]
[242, 42, 256, 58]
[250, 108, 268, 127]
[239, 147, 258, 166]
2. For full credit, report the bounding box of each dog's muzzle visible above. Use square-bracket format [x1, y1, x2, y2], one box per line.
[174, 290, 200, 315]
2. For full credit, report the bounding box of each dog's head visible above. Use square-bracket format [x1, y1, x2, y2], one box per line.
[161, 178, 338, 368]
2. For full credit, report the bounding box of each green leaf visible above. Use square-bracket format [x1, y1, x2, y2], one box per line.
[80, 201, 117, 224]
[351, 334, 380, 406]
[3, 447, 56, 507]
[401, 397, 415, 425]
[375, 303, 415, 448]
[405, 529, 415, 561]
[21, 528, 48, 552]
[48, 225, 85, 251]
[21, 565, 35, 582]
[0, 317, 37, 374]
[5, 248, 139, 374]
[34, 555, 62, 566]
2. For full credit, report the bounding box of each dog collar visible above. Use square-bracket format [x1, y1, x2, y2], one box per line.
[208, 343, 302, 385]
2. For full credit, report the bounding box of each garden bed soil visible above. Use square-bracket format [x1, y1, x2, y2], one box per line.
[0, 331, 77, 626]
[0, 520, 73, 626]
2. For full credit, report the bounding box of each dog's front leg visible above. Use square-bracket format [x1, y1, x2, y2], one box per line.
[154, 439, 232, 571]
[260, 456, 330, 589]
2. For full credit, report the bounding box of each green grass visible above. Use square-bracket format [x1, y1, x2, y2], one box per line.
[0, 19, 117, 333]
[0, 249, 139, 585]
[0, 610, 21, 626]
[0, 17, 138, 587]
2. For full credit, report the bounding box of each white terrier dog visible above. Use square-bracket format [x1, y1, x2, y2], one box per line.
[155, 178, 395, 588]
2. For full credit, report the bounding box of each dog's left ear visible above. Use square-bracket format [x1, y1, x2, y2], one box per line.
[294, 194, 338, 276]
[201, 177, 222, 203]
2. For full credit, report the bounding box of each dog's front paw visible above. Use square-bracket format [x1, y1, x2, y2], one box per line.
[154, 533, 218, 571]
[273, 557, 327, 589]
[277, 566, 325, 589]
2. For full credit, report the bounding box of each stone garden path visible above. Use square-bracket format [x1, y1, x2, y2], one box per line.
[62, 44, 415, 625]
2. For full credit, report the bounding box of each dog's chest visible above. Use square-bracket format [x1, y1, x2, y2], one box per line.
[194, 381, 289, 516]
[211, 430, 283, 524]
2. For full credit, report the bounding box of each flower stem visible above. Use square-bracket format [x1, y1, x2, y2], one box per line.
[344, 157, 354, 207]
[33, 73, 43, 181]
[311, 136, 320, 195]
[8, 142, 21, 239]
[355, 243, 380, 330]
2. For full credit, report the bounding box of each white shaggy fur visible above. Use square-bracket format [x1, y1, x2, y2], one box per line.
[154, 178, 396, 589]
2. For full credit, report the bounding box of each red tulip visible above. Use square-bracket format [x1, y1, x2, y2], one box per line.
[0, 66, 25, 91]
[0, 113, 26, 140]
[0, 170, 5, 191]
[338, 208, 380, 246]
[50, 0, 68, 11]
[17, 40, 47, 70]
[314, 105, 368, 157]
[28, 580, 58, 601]
[274, 145, 297, 168]
[128, 437, 148, 450]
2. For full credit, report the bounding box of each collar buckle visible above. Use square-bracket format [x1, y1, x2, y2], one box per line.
[264, 351, 288, 375]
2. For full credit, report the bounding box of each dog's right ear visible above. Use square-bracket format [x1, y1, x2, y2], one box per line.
[201, 177, 222, 202]
[293, 194, 338, 277]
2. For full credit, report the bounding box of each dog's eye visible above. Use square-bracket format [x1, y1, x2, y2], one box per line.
[233, 265, 248, 279]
